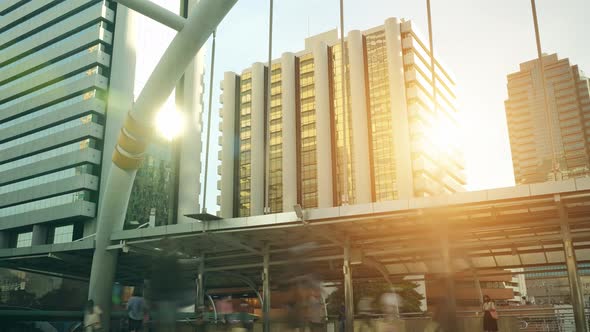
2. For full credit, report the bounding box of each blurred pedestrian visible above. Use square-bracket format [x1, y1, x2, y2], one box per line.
[482, 295, 498, 332]
[127, 288, 147, 332]
[308, 288, 325, 332]
[83, 299, 103, 332]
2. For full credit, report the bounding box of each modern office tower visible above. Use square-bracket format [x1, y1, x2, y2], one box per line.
[218, 17, 466, 218]
[0, 0, 204, 249]
[505, 54, 590, 184]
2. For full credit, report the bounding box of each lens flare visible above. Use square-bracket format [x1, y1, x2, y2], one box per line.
[155, 108, 184, 141]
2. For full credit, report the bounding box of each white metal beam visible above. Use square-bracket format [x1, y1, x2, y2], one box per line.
[114, 0, 185, 31]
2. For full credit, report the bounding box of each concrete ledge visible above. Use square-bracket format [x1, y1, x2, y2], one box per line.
[0, 148, 102, 186]
[486, 184, 531, 201]
[0, 174, 99, 208]
[0, 26, 105, 82]
[372, 200, 410, 213]
[339, 203, 373, 216]
[307, 207, 339, 220]
[0, 74, 109, 123]
[1, 3, 110, 64]
[575, 177, 590, 191]
[0, 50, 111, 102]
[0, 201, 96, 231]
[530, 178, 576, 196]
[0, 122, 104, 164]
[1, 0, 111, 45]
[0, 99, 106, 143]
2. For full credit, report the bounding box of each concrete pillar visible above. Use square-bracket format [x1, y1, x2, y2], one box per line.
[439, 223, 457, 331]
[281, 53, 298, 212]
[219, 72, 239, 218]
[262, 246, 271, 332]
[0, 232, 10, 249]
[557, 198, 588, 332]
[177, 17, 205, 223]
[343, 244, 354, 332]
[250, 63, 266, 216]
[385, 18, 414, 199]
[347, 30, 372, 204]
[31, 224, 48, 245]
[313, 42, 334, 208]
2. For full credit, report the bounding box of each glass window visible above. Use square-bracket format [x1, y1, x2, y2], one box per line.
[53, 225, 74, 244]
[16, 232, 32, 248]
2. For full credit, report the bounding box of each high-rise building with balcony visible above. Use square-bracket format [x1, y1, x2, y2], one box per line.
[505, 54, 590, 184]
[0, 0, 204, 250]
[218, 17, 466, 218]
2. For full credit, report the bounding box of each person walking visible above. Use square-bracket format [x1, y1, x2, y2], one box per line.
[482, 295, 498, 332]
[83, 299, 103, 332]
[127, 288, 147, 332]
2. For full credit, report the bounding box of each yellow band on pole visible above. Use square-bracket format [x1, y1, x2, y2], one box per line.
[123, 112, 152, 139]
[117, 129, 147, 155]
[112, 148, 144, 170]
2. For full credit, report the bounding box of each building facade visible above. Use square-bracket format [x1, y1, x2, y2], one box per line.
[218, 18, 466, 218]
[0, 0, 204, 250]
[505, 54, 590, 184]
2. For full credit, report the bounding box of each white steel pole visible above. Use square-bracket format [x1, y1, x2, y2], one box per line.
[88, 0, 238, 329]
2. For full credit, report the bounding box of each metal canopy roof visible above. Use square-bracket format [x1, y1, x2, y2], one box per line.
[3, 178, 590, 288]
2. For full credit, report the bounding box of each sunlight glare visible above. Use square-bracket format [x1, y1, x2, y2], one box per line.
[155, 108, 184, 141]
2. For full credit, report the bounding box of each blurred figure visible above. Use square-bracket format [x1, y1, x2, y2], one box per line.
[127, 288, 147, 332]
[83, 299, 102, 332]
[482, 295, 498, 332]
[308, 288, 326, 332]
[380, 288, 401, 320]
[357, 295, 375, 331]
[338, 303, 346, 332]
[237, 300, 253, 331]
[423, 299, 450, 332]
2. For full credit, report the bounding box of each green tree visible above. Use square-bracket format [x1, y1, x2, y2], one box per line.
[326, 280, 424, 316]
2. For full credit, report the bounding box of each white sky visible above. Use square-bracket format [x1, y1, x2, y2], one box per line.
[143, 0, 589, 212]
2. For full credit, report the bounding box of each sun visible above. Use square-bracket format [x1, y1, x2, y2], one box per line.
[155, 107, 184, 141]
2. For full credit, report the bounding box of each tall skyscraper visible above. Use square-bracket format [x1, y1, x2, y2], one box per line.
[505, 54, 590, 184]
[0, 0, 204, 250]
[218, 18, 466, 218]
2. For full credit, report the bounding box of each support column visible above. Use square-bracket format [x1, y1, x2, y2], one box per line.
[557, 196, 588, 332]
[177, 1, 205, 222]
[262, 245, 271, 332]
[343, 244, 354, 332]
[219, 72, 239, 218]
[384, 18, 414, 199]
[0, 232, 10, 249]
[347, 30, 372, 204]
[439, 223, 457, 331]
[281, 53, 298, 212]
[313, 42, 334, 208]
[250, 63, 266, 216]
[31, 224, 48, 246]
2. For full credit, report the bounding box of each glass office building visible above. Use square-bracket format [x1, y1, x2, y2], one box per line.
[218, 18, 466, 218]
[505, 54, 590, 184]
[0, 0, 204, 249]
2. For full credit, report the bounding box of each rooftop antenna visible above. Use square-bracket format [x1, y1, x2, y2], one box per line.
[530, 0, 559, 181]
[338, 0, 349, 206]
[263, 0, 274, 214]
